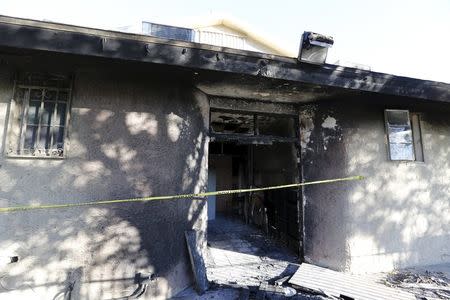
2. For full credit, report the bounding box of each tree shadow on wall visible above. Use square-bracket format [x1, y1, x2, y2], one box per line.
[0, 64, 209, 300]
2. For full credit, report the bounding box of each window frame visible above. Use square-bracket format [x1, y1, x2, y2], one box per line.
[209, 108, 298, 144]
[384, 109, 424, 162]
[410, 112, 424, 162]
[6, 80, 72, 159]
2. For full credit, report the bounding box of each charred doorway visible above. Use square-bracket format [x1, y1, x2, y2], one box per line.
[207, 107, 302, 254]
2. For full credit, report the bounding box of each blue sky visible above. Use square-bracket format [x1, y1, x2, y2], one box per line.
[1, 0, 449, 83]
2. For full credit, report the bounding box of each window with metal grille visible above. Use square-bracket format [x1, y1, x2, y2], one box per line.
[7, 74, 71, 158]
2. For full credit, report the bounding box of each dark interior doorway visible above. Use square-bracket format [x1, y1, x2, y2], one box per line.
[207, 108, 302, 255]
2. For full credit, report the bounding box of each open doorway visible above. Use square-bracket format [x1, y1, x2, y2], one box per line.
[207, 108, 302, 254]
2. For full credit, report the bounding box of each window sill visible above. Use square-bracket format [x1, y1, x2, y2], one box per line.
[6, 154, 65, 160]
[391, 160, 425, 165]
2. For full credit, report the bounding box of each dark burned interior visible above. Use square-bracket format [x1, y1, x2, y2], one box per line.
[208, 107, 302, 253]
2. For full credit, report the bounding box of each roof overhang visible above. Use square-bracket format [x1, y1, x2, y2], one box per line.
[0, 15, 449, 103]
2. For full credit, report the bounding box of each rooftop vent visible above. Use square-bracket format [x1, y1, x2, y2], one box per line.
[298, 32, 334, 65]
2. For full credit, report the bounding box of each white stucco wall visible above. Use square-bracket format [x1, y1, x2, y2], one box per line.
[345, 104, 450, 273]
[301, 99, 450, 274]
[0, 64, 209, 299]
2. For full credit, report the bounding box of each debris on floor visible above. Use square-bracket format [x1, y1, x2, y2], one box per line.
[288, 263, 416, 300]
[179, 216, 447, 300]
[196, 216, 328, 299]
[381, 267, 450, 299]
[173, 282, 326, 300]
[205, 215, 300, 289]
[172, 285, 241, 300]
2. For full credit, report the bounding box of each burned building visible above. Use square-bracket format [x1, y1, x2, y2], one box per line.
[0, 15, 449, 299]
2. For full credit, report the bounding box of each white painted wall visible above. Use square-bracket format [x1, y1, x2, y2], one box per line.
[301, 100, 450, 274]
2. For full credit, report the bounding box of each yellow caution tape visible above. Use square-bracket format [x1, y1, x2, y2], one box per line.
[0, 175, 363, 213]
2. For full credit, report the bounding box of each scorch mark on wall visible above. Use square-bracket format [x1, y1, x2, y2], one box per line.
[321, 116, 337, 130]
[300, 105, 317, 155]
[321, 115, 341, 151]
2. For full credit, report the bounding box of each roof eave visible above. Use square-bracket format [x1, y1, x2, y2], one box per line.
[0, 15, 448, 102]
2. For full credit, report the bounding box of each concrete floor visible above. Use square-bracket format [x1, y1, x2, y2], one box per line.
[174, 215, 326, 299]
[205, 215, 299, 287]
[174, 215, 450, 299]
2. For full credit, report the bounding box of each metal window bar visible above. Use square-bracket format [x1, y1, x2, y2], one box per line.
[35, 89, 45, 154]
[15, 85, 69, 157]
[16, 85, 70, 92]
[17, 88, 30, 155]
[49, 89, 59, 153]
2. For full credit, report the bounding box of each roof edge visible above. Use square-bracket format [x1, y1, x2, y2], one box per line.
[0, 14, 448, 102]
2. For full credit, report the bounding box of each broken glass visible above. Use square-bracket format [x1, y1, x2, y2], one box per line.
[385, 110, 415, 161]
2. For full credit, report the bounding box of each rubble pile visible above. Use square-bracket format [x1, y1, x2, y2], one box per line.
[383, 269, 450, 299]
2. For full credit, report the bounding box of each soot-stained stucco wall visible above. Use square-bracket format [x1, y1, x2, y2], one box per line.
[0, 66, 209, 299]
[300, 97, 450, 273]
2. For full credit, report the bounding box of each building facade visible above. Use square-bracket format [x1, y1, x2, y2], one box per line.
[0, 15, 448, 300]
